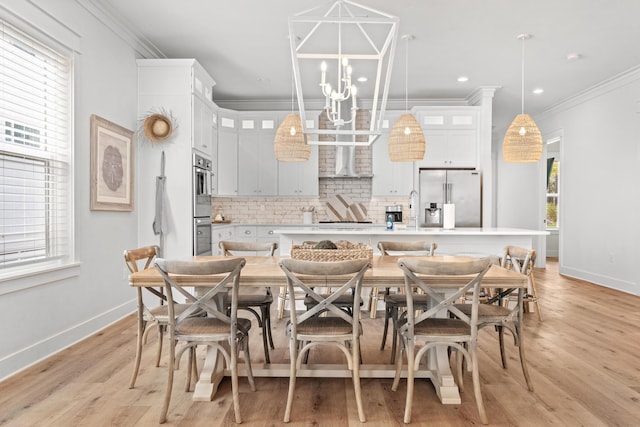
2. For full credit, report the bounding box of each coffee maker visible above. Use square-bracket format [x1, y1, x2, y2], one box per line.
[385, 205, 403, 223]
[424, 202, 442, 227]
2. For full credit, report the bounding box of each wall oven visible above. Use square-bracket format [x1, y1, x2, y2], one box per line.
[193, 153, 212, 255]
[193, 153, 213, 218]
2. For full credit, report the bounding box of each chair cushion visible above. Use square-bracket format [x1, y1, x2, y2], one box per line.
[383, 293, 429, 307]
[454, 303, 511, 318]
[177, 317, 252, 336]
[147, 303, 190, 321]
[304, 293, 362, 307]
[294, 317, 355, 335]
[398, 317, 470, 336]
[237, 293, 274, 306]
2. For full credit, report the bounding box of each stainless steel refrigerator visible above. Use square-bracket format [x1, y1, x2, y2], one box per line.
[419, 169, 482, 227]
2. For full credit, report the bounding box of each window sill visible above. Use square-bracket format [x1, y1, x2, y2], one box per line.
[0, 261, 81, 296]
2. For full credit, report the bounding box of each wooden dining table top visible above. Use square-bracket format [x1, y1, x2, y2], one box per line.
[129, 255, 528, 289]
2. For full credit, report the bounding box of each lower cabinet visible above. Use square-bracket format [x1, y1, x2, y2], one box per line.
[212, 225, 281, 255]
[212, 225, 235, 255]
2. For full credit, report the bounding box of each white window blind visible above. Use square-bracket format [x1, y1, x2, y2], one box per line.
[0, 19, 71, 269]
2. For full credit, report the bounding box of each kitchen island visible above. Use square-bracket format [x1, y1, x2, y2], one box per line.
[274, 226, 548, 266]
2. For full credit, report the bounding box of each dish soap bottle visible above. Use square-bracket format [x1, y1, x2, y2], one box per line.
[386, 214, 394, 231]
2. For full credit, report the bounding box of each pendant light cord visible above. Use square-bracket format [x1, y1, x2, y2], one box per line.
[405, 36, 409, 113]
[521, 35, 525, 114]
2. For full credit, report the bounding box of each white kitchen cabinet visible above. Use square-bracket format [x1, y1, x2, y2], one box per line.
[257, 226, 279, 242]
[278, 145, 319, 196]
[238, 114, 279, 196]
[217, 109, 239, 196]
[234, 225, 257, 242]
[136, 58, 216, 259]
[419, 129, 478, 168]
[415, 108, 479, 169]
[372, 112, 415, 196]
[211, 225, 235, 255]
[277, 113, 320, 196]
[192, 95, 216, 158]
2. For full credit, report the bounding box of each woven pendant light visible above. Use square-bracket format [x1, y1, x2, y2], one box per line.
[503, 113, 542, 162]
[275, 60, 310, 162]
[388, 34, 425, 162]
[389, 114, 425, 161]
[503, 34, 542, 162]
[274, 113, 310, 162]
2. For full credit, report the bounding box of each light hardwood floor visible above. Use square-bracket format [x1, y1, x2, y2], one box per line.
[1, 259, 639, 426]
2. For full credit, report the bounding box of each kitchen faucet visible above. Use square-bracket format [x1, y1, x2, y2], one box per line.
[409, 189, 419, 230]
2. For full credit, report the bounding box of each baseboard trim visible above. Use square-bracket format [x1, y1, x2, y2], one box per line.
[559, 266, 637, 296]
[0, 299, 136, 382]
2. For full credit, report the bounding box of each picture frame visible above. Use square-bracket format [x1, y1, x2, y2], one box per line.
[90, 114, 134, 211]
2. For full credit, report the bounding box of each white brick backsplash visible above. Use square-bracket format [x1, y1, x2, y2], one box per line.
[212, 142, 408, 224]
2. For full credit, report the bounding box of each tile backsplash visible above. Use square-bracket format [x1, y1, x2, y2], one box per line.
[212, 192, 409, 224]
[213, 145, 411, 224]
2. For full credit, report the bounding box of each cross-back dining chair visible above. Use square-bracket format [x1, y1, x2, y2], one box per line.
[502, 245, 542, 321]
[376, 240, 437, 364]
[452, 245, 537, 393]
[393, 256, 492, 425]
[125, 245, 191, 389]
[219, 240, 278, 363]
[279, 258, 370, 423]
[155, 257, 256, 424]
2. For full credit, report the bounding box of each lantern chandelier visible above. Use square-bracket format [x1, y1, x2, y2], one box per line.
[288, 0, 399, 146]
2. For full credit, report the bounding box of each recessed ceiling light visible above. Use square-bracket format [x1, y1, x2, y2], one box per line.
[566, 53, 581, 61]
[357, 76, 368, 82]
[457, 76, 469, 82]
[532, 88, 544, 94]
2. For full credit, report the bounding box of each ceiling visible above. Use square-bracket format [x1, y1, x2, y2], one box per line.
[100, 0, 640, 134]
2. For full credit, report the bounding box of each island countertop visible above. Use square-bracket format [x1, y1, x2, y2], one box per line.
[272, 226, 547, 236]
[273, 227, 549, 266]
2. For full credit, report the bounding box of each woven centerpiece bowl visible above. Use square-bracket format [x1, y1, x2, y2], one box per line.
[291, 240, 373, 262]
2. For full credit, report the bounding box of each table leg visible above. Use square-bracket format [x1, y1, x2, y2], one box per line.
[192, 345, 226, 401]
[428, 346, 461, 404]
[426, 288, 462, 404]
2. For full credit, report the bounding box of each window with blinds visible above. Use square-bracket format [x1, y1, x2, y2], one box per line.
[0, 19, 72, 270]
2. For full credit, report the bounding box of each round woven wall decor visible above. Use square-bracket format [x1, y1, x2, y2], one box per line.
[143, 114, 173, 142]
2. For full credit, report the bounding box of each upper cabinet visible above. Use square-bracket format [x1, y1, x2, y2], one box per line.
[191, 62, 216, 158]
[278, 113, 319, 197]
[372, 112, 415, 196]
[193, 96, 216, 158]
[217, 109, 239, 196]
[216, 111, 320, 197]
[414, 107, 480, 169]
[238, 113, 279, 196]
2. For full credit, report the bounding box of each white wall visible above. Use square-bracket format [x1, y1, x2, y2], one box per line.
[498, 69, 640, 295]
[0, 0, 141, 379]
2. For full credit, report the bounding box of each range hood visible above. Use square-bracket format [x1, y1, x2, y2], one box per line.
[319, 146, 373, 178]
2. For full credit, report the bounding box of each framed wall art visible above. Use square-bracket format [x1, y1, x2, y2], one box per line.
[90, 114, 134, 211]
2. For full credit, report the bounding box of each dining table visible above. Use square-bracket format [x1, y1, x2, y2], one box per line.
[129, 255, 528, 404]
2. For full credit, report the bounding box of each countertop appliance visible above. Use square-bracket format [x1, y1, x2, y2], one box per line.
[385, 205, 403, 223]
[193, 152, 212, 255]
[419, 169, 481, 227]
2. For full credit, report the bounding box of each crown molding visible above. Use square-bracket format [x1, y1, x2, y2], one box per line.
[215, 97, 472, 112]
[466, 86, 500, 105]
[537, 65, 640, 121]
[76, 0, 164, 58]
